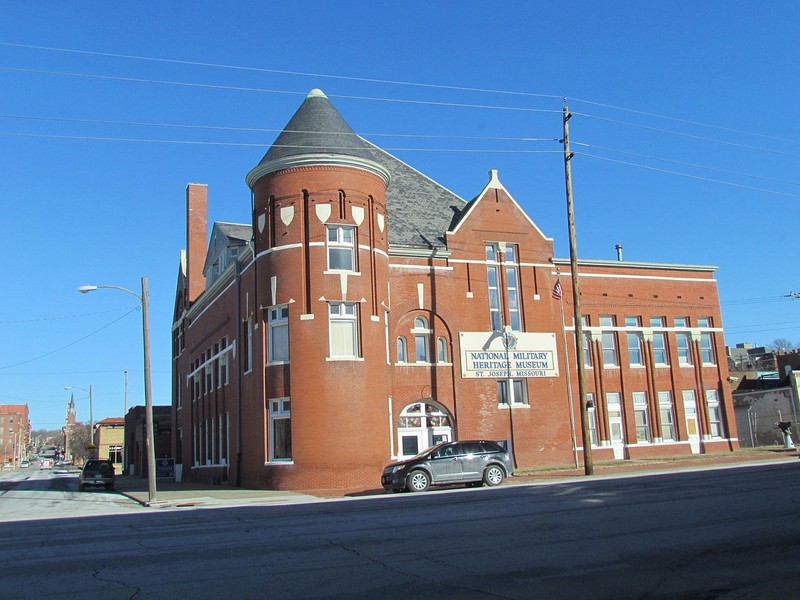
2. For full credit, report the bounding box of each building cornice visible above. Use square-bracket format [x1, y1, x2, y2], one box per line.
[387, 246, 452, 259]
[551, 257, 718, 272]
[246, 153, 391, 189]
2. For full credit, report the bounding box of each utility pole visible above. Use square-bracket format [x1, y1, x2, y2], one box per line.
[562, 99, 594, 476]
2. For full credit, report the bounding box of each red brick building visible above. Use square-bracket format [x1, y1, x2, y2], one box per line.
[0, 404, 30, 466]
[171, 89, 737, 491]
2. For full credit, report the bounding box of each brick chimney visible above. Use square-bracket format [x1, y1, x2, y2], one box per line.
[186, 183, 208, 303]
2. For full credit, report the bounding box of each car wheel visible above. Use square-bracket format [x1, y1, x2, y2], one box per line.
[484, 465, 505, 487]
[79, 484, 86, 492]
[406, 470, 430, 492]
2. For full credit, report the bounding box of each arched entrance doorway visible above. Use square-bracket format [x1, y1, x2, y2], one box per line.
[396, 401, 453, 458]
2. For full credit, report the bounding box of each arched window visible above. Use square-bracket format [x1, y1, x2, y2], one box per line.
[437, 337, 448, 362]
[396, 337, 407, 363]
[397, 402, 453, 457]
[412, 316, 431, 363]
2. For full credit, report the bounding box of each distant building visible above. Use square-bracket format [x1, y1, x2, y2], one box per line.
[63, 395, 77, 461]
[732, 372, 799, 447]
[124, 406, 171, 477]
[94, 417, 125, 471]
[0, 404, 30, 466]
[172, 89, 739, 491]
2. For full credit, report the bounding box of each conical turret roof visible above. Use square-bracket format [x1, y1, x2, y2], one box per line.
[246, 89, 388, 188]
[246, 89, 467, 249]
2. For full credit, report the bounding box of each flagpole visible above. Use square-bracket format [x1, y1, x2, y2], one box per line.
[554, 276, 579, 468]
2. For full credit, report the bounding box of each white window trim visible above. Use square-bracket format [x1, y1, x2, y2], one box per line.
[268, 397, 293, 463]
[267, 305, 290, 364]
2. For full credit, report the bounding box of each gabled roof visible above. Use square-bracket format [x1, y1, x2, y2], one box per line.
[203, 222, 252, 275]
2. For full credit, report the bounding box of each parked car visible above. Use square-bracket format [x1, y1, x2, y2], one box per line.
[79, 459, 115, 491]
[20, 460, 29, 468]
[381, 440, 513, 493]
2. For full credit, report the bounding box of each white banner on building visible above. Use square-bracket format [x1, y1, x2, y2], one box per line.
[459, 331, 559, 379]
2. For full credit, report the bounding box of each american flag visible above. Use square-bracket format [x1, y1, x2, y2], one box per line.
[552, 279, 563, 300]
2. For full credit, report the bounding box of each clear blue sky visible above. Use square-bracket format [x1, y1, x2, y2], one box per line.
[2, 2, 799, 431]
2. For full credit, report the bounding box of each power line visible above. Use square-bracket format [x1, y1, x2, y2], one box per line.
[0, 308, 140, 371]
[572, 111, 800, 158]
[0, 41, 565, 101]
[0, 113, 559, 143]
[569, 97, 800, 146]
[572, 141, 800, 188]
[1, 40, 791, 148]
[0, 305, 139, 325]
[575, 152, 800, 199]
[0, 66, 562, 115]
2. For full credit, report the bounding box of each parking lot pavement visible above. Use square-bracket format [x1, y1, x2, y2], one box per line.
[115, 447, 798, 507]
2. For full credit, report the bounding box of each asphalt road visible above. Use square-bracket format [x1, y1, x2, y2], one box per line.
[2, 462, 799, 599]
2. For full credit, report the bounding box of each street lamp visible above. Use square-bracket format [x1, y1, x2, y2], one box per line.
[64, 385, 93, 457]
[501, 325, 518, 466]
[78, 277, 157, 503]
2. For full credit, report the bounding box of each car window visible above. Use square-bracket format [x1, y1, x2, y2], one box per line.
[479, 441, 503, 453]
[460, 442, 483, 455]
[432, 444, 456, 459]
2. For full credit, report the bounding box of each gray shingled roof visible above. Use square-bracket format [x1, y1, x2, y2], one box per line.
[365, 144, 466, 249]
[216, 222, 252, 242]
[252, 89, 467, 250]
[255, 89, 376, 164]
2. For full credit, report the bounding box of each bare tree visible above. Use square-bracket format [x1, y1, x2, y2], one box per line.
[770, 338, 797, 352]
[68, 423, 92, 464]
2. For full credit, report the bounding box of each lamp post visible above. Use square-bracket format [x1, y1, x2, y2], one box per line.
[64, 385, 93, 456]
[78, 277, 157, 503]
[501, 326, 518, 466]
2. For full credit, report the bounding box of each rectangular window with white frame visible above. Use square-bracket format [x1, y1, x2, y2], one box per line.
[218, 337, 229, 387]
[269, 398, 292, 462]
[504, 244, 521, 331]
[633, 391, 650, 443]
[485, 243, 521, 332]
[626, 316, 644, 366]
[698, 317, 715, 365]
[329, 302, 359, 358]
[706, 389, 724, 438]
[650, 316, 669, 365]
[676, 332, 692, 366]
[497, 379, 529, 406]
[327, 224, 356, 271]
[243, 317, 253, 373]
[581, 315, 593, 368]
[486, 245, 502, 332]
[658, 391, 675, 441]
[599, 315, 619, 367]
[268, 305, 290, 363]
[587, 393, 598, 446]
[218, 413, 228, 465]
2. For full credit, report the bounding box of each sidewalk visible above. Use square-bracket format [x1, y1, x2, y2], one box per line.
[114, 446, 798, 508]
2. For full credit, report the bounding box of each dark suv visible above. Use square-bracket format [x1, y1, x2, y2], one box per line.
[381, 440, 513, 492]
[79, 459, 115, 491]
